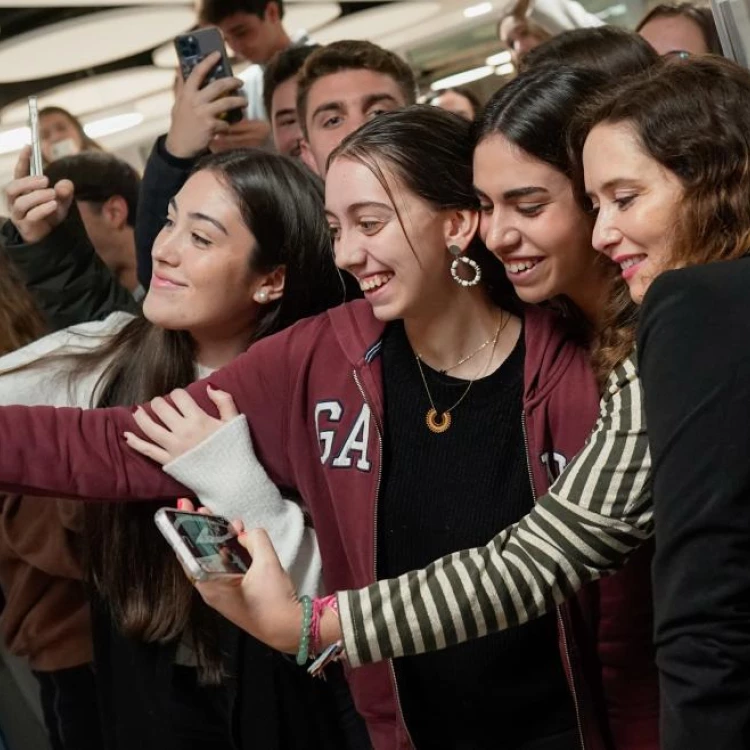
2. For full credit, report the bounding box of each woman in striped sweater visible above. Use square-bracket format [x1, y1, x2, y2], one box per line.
[192, 58, 750, 678]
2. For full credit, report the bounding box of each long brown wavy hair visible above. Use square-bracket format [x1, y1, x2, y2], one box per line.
[569, 57, 750, 379]
[0, 251, 46, 355]
[14, 150, 346, 684]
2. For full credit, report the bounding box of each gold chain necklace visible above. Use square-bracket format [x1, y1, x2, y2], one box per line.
[437, 334, 495, 374]
[415, 314, 505, 434]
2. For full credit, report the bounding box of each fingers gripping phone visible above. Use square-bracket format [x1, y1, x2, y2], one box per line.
[174, 27, 244, 124]
[28, 96, 43, 176]
[155, 508, 252, 581]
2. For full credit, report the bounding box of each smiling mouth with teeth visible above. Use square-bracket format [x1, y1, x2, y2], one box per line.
[503, 259, 542, 275]
[619, 256, 646, 271]
[359, 273, 394, 292]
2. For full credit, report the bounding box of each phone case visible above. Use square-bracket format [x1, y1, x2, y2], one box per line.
[154, 508, 245, 582]
[174, 27, 244, 124]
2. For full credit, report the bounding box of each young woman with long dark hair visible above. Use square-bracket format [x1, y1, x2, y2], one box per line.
[0, 148, 357, 750]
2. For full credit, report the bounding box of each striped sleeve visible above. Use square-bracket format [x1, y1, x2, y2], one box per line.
[337, 354, 653, 668]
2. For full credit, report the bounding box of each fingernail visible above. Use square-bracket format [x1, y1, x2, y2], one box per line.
[177, 498, 187, 510]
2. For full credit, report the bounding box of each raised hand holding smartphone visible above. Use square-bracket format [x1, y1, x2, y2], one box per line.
[165, 50, 248, 159]
[4, 146, 75, 244]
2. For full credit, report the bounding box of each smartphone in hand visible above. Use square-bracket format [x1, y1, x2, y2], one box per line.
[155, 507, 252, 581]
[174, 27, 244, 124]
[28, 96, 43, 176]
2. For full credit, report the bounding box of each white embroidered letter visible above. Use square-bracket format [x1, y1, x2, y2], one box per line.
[315, 401, 343, 464]
[332, 404, 372, 471]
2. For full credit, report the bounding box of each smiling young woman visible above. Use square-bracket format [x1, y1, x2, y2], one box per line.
[0, 149, 353, 750]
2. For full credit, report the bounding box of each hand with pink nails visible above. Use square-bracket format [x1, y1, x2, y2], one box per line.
[124, 385, 239, 465]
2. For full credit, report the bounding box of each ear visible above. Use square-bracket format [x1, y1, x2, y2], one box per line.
[299, 139, 320, 176]
[443, 208, 479, 254]
[253, 265, 286, 304]
[264, 1, 280, 24]
[102, 195, 129, 230]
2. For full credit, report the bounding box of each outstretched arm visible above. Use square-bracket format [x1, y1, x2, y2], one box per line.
[0, 322, 297, 502]
[191, 356, 654, 666]
[337, 355, 653, 666]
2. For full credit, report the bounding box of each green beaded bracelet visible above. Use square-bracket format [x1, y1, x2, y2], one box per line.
[296, 595, 313, 666]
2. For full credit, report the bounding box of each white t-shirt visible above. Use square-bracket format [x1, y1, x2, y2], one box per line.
[236, 31, 312, 122]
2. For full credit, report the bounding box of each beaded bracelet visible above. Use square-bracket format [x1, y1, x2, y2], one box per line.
[296, 595, 313, 666]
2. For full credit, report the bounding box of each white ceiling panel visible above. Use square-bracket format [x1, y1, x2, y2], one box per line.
[1, 67, 175, 124]
[0, 6, 195, 82]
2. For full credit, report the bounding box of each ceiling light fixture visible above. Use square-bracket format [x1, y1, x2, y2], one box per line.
[0, 127, 30, 156]
[431, 65, 494, 90]
[83, 112, 145, 139]
[463, 1, 492, 17]
[486, 50, 512, 66]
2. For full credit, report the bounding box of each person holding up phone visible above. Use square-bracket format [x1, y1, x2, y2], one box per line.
[135, 52, 251, 287]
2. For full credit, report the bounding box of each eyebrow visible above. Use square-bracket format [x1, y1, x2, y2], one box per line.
[311, 101, 344, 121]
[347, 201, 392, 214]
[168, 198, 228, 235]
[585, 177, 639, 199]
[502, 186, 549, 200]
[311, 92, 400, 122]
[273, 107, 296, 123]
[361, 93, 400, 111]
[324, 201, 393, 220]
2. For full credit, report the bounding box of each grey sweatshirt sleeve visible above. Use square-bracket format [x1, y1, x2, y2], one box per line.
[337, 355, 653, 668]
[163, 415, 323, 597]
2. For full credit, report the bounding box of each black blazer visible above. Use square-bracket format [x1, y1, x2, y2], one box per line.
[638, 256, 750, 750]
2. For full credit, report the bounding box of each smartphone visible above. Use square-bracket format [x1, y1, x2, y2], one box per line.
[28, 96, 43, 177]
[174, 27, 244, 124]
[154, 508, 252, 581]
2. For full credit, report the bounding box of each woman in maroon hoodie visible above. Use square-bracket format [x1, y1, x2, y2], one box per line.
[0, 104, 656, 749]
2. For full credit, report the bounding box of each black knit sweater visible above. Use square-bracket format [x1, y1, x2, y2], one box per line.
[377, 321, 577, 750]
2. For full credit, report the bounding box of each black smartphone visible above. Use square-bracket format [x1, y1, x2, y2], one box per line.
[174, 27, 244, 124]
[155, 508, 252, 581]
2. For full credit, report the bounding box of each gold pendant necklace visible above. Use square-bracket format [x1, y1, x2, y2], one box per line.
[415, 314, 505, 434]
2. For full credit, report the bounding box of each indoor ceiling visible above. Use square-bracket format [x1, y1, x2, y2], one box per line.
[0, 0, 499, 119]
[0, 0, 635, 183]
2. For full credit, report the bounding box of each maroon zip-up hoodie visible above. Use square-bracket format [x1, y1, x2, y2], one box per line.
[0, 300, 658, 749]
